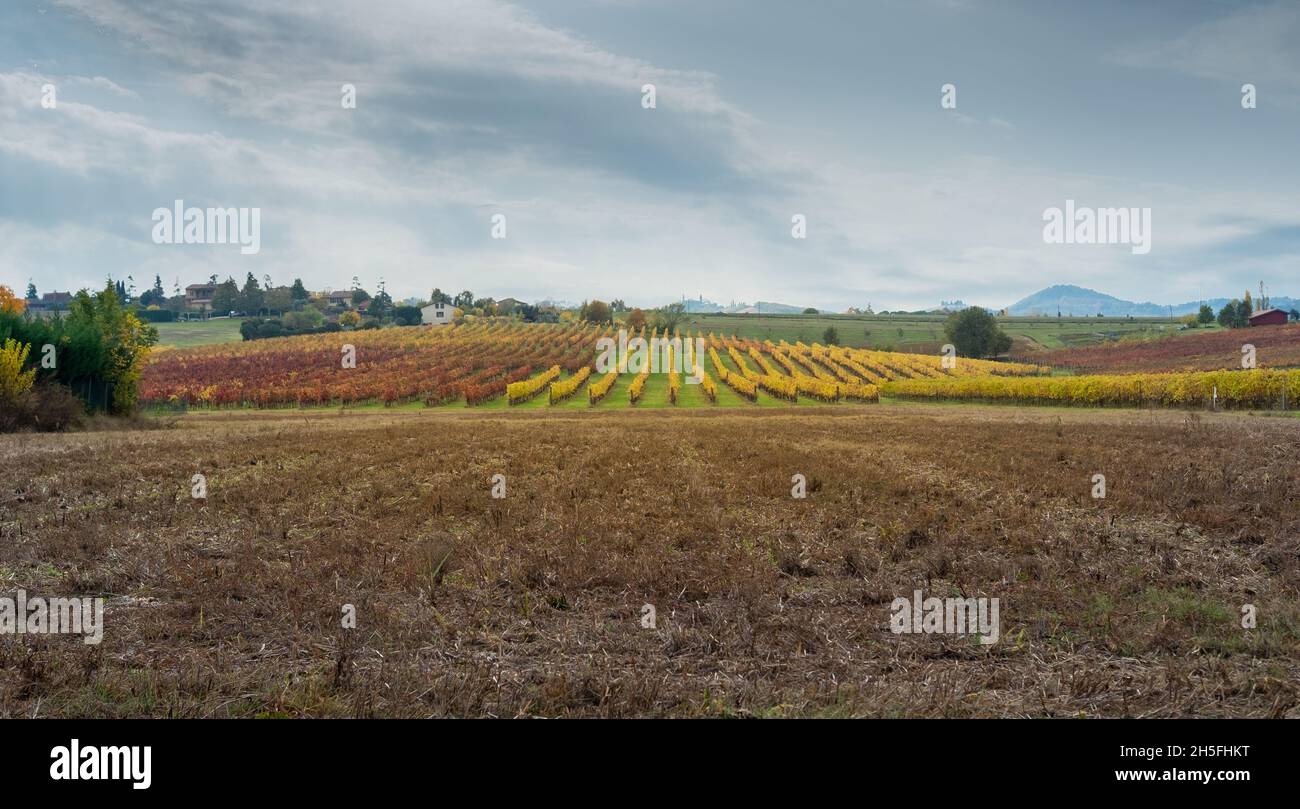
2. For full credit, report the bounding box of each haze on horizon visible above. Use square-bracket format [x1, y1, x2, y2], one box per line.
[2, 0, 1298, 311]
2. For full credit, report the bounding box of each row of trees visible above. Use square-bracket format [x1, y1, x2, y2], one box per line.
[1, 283, 158, 429]
[208, 273, 311, 317]
[578, 300, 688, 333]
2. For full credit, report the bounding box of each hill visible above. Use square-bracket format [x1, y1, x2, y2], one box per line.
[1007, 284, 1299, 317]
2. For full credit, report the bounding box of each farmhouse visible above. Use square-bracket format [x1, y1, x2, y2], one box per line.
[495, 297, 525, 314]
[29, 291, 73, 312]
[421, 302, 454, 326]
[184, 283, 216, 307]
[327, 290, 355, 309]
[1248, 308, 1287, 327]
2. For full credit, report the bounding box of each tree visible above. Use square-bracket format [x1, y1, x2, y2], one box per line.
[652, 302, 686, 334]
[944, 306, 1011, 358]
[803, 307, 819, 314]
[67, 282, 158, 414]
[430, 288, 452, 305]
[625, 308, 647, 331]
[350, 288, 370, 306]
[239, 273, 264, 314]
[822, 326, 839, 345]
[1243, 290, 1253, 314]
[25, 282, 37, 301]
[368, 289, 392, 319]
[290, 278, 309, 302]
[0, 285, 27, 315]
[391, 305, 423, 326]
[138, 275, 167, 307]
[265, 286, 293, 315]
[338, 310, 361, 328]
[1197, 304, 1215, 324]
[1217, 299, 1251, 328]
[473, 297, 496, 315]
[211, 278, 240, 314]
[580, 300, 612, 324]
[610, 299, 626, 312]
[1290, 309, 1300, 323]
[453, 290, 474, 308]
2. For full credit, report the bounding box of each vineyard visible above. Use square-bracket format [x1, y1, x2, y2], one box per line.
[1029, 323, 1300, 373]
[885, 368, 1300, 409]
[141, 319, 1300, 412]
[142, 321, 600, 407]
[140, 320, 1049, 409]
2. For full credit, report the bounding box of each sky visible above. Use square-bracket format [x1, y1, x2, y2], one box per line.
[1, 0, 1298, 311]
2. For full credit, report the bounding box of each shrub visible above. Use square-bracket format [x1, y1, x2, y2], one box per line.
[0, 338, 36, 406]
[23, 383, 86, 431]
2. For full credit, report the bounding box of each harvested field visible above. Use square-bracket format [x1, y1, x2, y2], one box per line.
[1, 406, 1298, 718]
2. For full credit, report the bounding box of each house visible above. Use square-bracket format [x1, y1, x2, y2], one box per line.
[27, 292, 73, 313]
[421, 302, 454, 326]
[185, 284, 217, 307]
[327, 290, 354, 309]
[1248, 308, 1288, 327]
[496, 297, 525, 314]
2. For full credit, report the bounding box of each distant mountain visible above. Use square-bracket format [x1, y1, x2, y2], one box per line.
[675, 298, 809, 314]
[743, 301, 806, 314]
[1006, 285, 1299, 317]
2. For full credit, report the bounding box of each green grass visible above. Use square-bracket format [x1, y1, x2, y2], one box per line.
[674, 312, 1179, 352]
[154, 318, 246, 348]
[591, 372, 632, 408]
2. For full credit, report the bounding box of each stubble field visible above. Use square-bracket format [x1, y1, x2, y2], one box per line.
[1, 405, 1297, 718]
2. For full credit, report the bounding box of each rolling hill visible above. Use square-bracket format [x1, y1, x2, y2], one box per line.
[1007, 284, 1298, 317]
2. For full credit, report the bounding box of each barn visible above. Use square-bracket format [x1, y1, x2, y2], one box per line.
[1248, 308, 1288, 327]
[421, 302, 454, 326]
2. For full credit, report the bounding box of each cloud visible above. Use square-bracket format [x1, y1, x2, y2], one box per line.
[68, 75, 139, 99]
[1108, 2, 1300, 105]
[1, 0, 1297, 310]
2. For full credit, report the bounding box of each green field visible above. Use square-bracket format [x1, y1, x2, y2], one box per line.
[673, 312, 1182, 352]
[153, 318, 246, 348]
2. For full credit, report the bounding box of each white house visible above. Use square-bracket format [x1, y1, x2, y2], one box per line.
[421, 302, 454, 326]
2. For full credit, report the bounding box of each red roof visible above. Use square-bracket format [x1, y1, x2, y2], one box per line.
[1248, 308, 1288, 326]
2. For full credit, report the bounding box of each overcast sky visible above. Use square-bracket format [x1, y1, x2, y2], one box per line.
[2, 0, 1298, 310]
